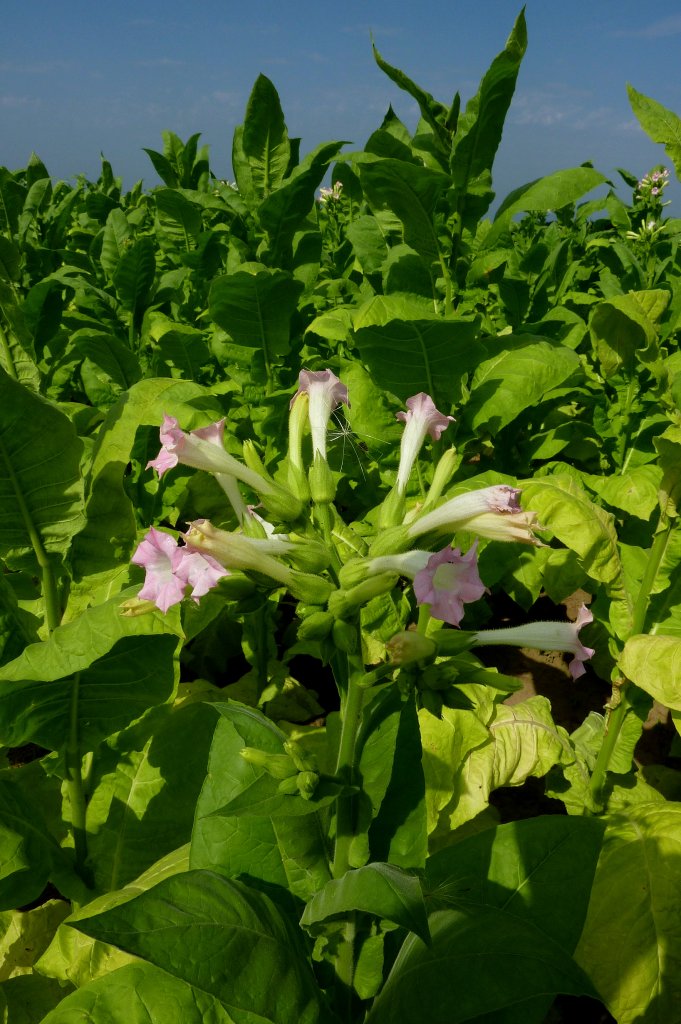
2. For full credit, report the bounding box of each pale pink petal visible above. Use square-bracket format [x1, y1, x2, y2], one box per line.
[413, 542, 486, 626]
[395, 393, 454, 441]
[131, 527, 188, 612]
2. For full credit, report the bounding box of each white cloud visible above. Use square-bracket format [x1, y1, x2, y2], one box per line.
[613, 14, 681, 38]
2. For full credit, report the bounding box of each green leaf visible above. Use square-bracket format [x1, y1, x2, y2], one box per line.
[345, 215, 389, 275]
[40, 961, 232, 1024]
[240, 75, 290, 201]
[582, 464, 661, 520]
[576, 803, 681, 1023]
[522, 474, 623, 585]
[154, 187, 202, 249]
[0, 778, 58, 910]
[37, 846, 189, 989]
[100, 209, 131, 280]
[590, 290, 667, 378]
[84, 701, 217, 892]
[358, 159, 451, 275]
[486, 167, 607, 248]
[1, 972, 69, 1024]
[0, 588, 181, 749]
[0, 368, 85, 570]
[112, 237, 155, 313]
[371, 47, 449, 156]
[191, 703, 331, 902]
[463, 338, 580, 435]
[450, 10, 527, 190]
[209, 264, 303, 365]
[352, 295, 481, 407]
[619, 634, 681, 709]
[70, 870, 327, 1024]
[301, 862, 430, 945]
[367, 902, 598, 1024]
[0, 899, 70, 979]
[627, 84, 681, 180]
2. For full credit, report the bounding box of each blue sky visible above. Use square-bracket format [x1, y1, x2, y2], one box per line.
[3, 0, 681, 214]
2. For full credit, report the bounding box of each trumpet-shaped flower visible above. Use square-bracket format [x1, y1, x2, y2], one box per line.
[413, 542, 486, 626]
[131, 527, 228, 613]
[472, 603, 595, 679]
[408, 484, 541, 546]
[290, 369, 349, 460]
[147, 414, 271, 498]
[395, 393, 454, 495]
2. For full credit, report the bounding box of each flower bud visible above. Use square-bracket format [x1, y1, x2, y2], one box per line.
[332, 618, 359, 654]
[288, 569, 335, 605]
[379, 486, 407, 529]
[309, 451, 336, 504]
[240, 747, 297, 779]
[368, 524, 411, 557]
[387, 630, 437, 666]
[327, 572, 399, 618]
[296, 770, 319, 799]
[297, 610, 335, 640]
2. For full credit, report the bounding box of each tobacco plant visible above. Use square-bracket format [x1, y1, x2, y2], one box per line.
[2, 9, 681, 1023]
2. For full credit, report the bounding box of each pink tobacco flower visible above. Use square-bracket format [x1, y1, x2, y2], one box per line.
[413, 542, 486, 626]
[146, 414, 269, 498]
[408, 484, 541, 546]
[472, 603, 595, 679]
[395, 393, 454, 495]
[290, 369, 349, 459]
[131, 527, 228, 613]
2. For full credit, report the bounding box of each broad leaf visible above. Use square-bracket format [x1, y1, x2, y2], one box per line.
[576, 803, 681, 1023]
[0, 588, 181, 749]
[209, 264, 303, 366]
[241, 74, 291, 201]
[301, 862, 430, 945]
[40, 961, 233, 1024]
[463, 338, 580, 435]
[71, 870, 327, 1024]
[0, 368, 84, 571]
[619, 634, 681, 709]
[628, 85, 681, 180]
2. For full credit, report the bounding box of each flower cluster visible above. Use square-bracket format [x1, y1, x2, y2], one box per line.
[318, 181, 343, 204]
[635, 167, 670, 201]
[131, 374, 594, 679]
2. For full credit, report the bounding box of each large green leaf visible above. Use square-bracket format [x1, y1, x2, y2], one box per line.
[84, 700, 217, 892]
[371, 47, 449, 157]
[576, 803, 681, 1023]
[419, 816, 605, 1024]
[522, 474, 623, 586]
[619, 634, 681, 708]
[209, 264, 303, 366]
[589, 290, 668, 378]
[627, 85, 681, 180]
[358, 159, 451, 275]
[241, 74, 291, 201]
[191, 703, 331, 902]
[0, 778, 58, 910]
[37, 846, 189, 989]
[367, 902, 598, 1024]
[40, 962, 233, 1024]
[463, 338, 580, 435]
[154, 187, 202, 250]
[301, 862, 430, 945]
[112, 237, 155, 313]
[485, 167, 607, 248]
[351, 294, 481, 407]
[0, 368, 84, 571]
[71, 870, 327, 1024]
[0, 588, 181, 749]
[450, 10, 527, 189]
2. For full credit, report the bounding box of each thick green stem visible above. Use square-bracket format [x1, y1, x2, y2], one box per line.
[64, 673, 91, 885]
[330, 640, 366, 1004]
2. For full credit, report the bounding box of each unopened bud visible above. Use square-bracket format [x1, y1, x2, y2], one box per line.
[297, 610, 335, 640]
[387, 630, 437, 666]
[379, 486, 407, 529]
[328, 573, 399, 618]
[332, 618, 359, 654]
[368, 524, 411, 557]
[240, 747, 297, 779]
[296, 770, 319, 799]
[288, 569, 335, 605]
[309, 452, 336, 504]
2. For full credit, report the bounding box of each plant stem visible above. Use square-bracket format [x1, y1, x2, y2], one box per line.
[64, 672, 91, 885]
[330, 638, 365, 1004]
